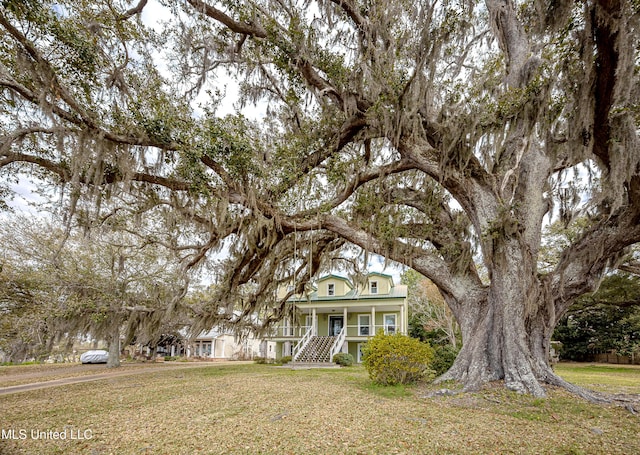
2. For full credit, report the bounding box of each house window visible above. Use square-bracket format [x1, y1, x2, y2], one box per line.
[358, 314, 370, 336]
[384, 314, 397, 334]
[370, 281, 378, 294]
[200, 341, 212, 357]
[328, 283, 335, 296]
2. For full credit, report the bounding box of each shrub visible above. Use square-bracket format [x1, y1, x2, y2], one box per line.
[332, 352, 354, 366]
[430, 344, 459, 376]
[362, 332, 434, 385]
[279, 355, 292, 364]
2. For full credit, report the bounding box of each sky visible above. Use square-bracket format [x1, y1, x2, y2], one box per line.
[6, 177, 45, 216]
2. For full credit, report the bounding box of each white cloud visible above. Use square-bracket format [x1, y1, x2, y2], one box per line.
[5, 176, 46, 216]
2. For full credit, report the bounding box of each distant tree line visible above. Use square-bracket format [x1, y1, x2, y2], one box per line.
[554, 274, 640, 362]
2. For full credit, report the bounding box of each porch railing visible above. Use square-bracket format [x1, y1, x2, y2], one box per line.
[267, 325, 311, 338]
[329, 326, 346, 362]
[292, 326, 313, 361]
[268, 323, 403, 339]
[344, 324, 400, 337]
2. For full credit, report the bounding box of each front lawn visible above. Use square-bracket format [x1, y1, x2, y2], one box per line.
[1, 363, 638, 454]
[554, 362, 640, 394]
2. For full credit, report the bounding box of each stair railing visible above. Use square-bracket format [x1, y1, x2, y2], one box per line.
[292, 326, 313, 361]
[329, 327, 346, 362]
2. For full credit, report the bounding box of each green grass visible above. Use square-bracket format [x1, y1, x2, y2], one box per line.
[0, 363, 638, 454]
[554, 362, 640, 394]
[357, 379, 415, 398]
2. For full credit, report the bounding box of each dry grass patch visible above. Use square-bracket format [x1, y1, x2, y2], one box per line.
[1, 363, 638, 454]
[0, 363, 145, 388]
[0, 361, 220, 388]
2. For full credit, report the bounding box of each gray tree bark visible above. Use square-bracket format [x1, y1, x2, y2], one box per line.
[107, 326, 121, 368]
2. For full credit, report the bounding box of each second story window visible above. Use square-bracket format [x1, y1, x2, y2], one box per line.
[370, 281, 378, 294]
[328, 283, 335, 296]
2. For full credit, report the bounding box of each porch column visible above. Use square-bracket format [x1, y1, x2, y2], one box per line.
[400, 304, 405, 335]
[343, 307, 348, 334]
[312, 308, 317, 335]
[371, 307, 376, 335]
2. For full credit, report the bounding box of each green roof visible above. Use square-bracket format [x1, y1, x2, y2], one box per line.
[291, 284, 407, 302]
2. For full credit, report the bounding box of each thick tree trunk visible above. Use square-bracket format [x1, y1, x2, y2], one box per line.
[441, 236, 548, 392]
[439, 296, 550, 397]
[107, 326, 121, 368]
[438, 237, 608, 402]
[439, 235, 547, 396]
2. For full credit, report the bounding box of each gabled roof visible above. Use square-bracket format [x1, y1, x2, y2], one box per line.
[317, 274, 354, 285]
[366, 271, 395, 286]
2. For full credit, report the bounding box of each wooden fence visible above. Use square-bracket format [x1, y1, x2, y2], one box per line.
[592, 352, 640, 365]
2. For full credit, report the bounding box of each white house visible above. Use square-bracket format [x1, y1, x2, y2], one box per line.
[187, 329, 276, 360]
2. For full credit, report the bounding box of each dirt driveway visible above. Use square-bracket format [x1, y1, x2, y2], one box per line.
[0, 361, 246, 396]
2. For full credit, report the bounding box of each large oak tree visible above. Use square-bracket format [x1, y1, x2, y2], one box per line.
[2, 0, 640, 397]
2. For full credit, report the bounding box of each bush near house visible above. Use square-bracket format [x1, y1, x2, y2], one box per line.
[361, 332, 435, 385]
[253, 357, 273, 364]
[332, 352, 354, 366]
[431, 344, 460, 376]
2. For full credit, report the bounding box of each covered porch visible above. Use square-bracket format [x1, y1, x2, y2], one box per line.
[268, 302, 407, 362]
[281, 302, 406, 338]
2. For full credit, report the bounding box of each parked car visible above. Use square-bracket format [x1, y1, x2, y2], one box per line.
[80, 350, 109, 364]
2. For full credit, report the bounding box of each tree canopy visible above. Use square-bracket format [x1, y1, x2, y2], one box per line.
[0, 215, 186, 365]
[2, 0, 640, 397]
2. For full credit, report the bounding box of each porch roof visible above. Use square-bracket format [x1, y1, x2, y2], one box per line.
[297, 303, 404, 314]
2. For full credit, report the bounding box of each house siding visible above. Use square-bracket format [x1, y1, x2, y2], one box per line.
[360, 276, 392, 295]
[317, 277, 352, 297]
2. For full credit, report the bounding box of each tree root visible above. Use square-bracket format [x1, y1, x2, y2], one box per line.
[436, 368, 640, 414]
[542, 371, 610, 404]
[435, 353, 637, 413]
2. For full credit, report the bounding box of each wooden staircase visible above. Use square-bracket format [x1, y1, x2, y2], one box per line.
[294, 336, 335, 363]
